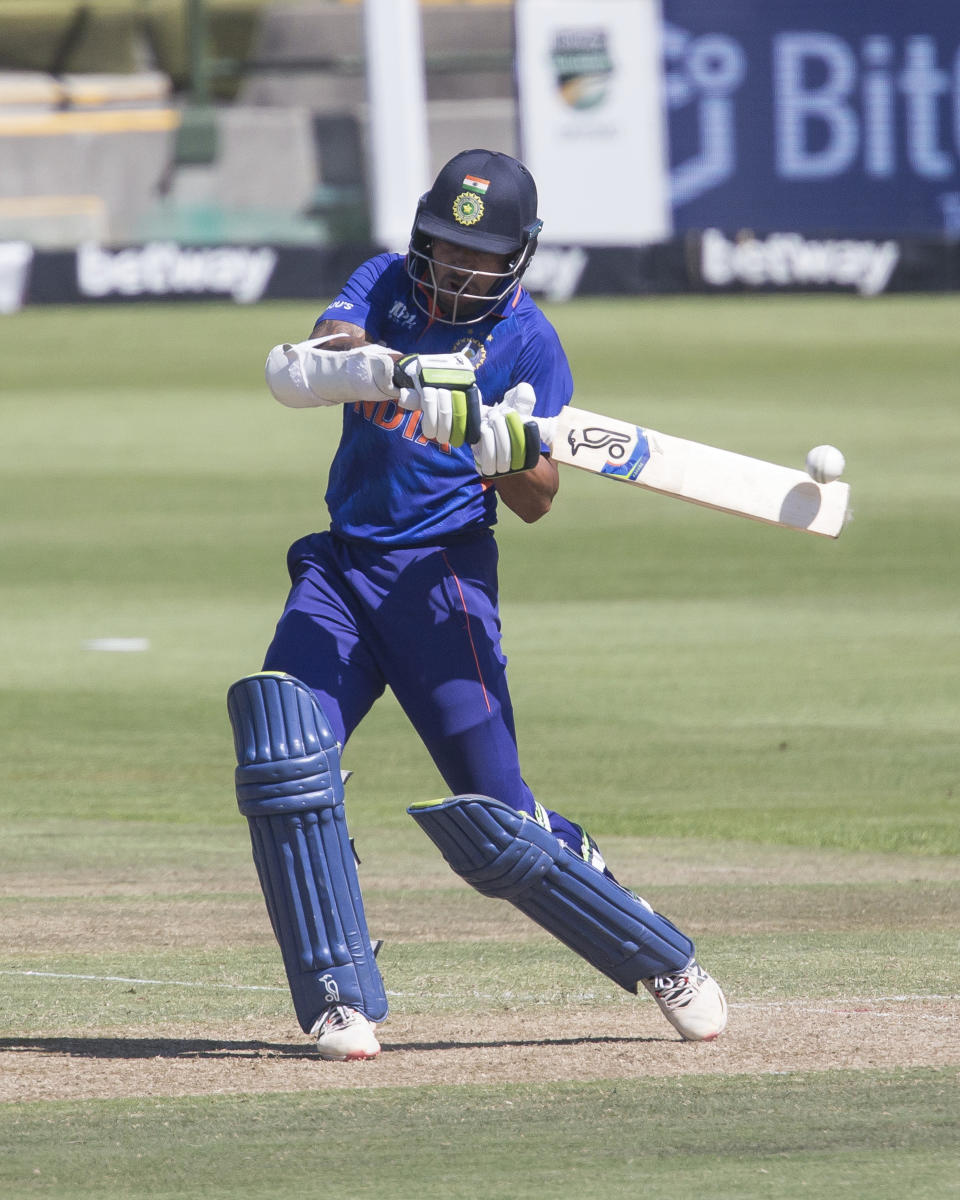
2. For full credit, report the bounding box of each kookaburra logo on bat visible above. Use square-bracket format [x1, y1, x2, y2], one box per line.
[567, 425, 633, 460]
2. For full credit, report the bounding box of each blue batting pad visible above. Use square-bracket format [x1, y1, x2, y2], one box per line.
[228, 672, 387, 1029]
[409, 795, 693, 990]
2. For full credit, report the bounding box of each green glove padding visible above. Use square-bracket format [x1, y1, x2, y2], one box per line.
[394, 354, 482, 447]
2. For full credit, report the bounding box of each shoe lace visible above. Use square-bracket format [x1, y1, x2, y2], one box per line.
[650, 962, 705, 1008]
[319, 1005, 354, 1033]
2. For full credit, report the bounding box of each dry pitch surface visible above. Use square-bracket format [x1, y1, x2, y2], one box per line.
[5, 1001, 957, 1103]
[3, 837, 958, 1102]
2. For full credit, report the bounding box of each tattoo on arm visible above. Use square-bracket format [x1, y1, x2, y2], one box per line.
[309, 319, 370, 348]
[309, 319, 404, 372]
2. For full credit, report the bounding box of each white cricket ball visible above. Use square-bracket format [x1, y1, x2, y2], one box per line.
[805, 444, 845, 483]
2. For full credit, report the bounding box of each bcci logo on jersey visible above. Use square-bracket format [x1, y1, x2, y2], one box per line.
[451, 336, 488, 367]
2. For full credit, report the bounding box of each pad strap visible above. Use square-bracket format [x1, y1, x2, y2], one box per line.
[228, 673, 387, 1029]
[409, 795, 693, 991]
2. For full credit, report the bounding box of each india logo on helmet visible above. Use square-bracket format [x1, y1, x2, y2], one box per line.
[452, 192, 485, 226]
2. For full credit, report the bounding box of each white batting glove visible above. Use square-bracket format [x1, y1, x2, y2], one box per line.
[393, 353, 482, 447]
[265, 335, 398, 408]
[472, 383, 542, 477]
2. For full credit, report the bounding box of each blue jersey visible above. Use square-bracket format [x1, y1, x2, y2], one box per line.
[316, 253, 573, 545]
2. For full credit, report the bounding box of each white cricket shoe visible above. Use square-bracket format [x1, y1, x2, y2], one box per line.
[642, 959, 728, 1041]
[311, 1005, 381, 1061]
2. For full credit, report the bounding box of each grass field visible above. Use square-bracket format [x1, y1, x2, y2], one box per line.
[1, 295, 958, 1197]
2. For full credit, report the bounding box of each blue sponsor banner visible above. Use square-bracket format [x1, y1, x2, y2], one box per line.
[663, 0, 960, 235]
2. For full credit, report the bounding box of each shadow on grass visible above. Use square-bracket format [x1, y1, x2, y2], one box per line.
[0, 1037, 313, 1060]
[0, 1032, 670, 1060]
[382, 1035, 670, 1052]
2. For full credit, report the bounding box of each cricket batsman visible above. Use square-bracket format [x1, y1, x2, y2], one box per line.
[227, 149, 727, 1060]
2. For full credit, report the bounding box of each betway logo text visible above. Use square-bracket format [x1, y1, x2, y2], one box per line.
[700, 229, 900, 295]
[78, 242, 277, 304]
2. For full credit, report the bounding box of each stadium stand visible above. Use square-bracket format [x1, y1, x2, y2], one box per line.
[0, 1, 516, 247]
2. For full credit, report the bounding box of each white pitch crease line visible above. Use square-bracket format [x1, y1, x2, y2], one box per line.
[0, 969, 413, 998]
[0, 970, 288, 992]
[732, 995, 958, 1010]
[1, 972, 956, 1011]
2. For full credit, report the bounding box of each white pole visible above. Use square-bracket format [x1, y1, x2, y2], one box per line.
[363, 0, 431, 250]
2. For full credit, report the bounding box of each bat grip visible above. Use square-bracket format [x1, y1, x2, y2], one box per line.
[533, 416, 556, 449]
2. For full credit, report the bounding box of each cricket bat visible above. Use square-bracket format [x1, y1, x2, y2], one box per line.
[536, 406, 851, 538]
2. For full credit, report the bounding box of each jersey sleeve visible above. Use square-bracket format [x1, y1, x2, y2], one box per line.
[510, 304, 574, 422]
[316, 253, 402, 340]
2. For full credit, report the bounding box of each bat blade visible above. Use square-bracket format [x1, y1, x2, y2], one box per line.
[539, 406, 851, 538]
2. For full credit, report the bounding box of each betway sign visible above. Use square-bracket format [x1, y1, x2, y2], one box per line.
[77, 242, 277, 304]
[664, 0, 960, 235]
[699, 229, 900, 295]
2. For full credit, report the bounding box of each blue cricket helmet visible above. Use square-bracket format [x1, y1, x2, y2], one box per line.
[406, 149, 543, 324]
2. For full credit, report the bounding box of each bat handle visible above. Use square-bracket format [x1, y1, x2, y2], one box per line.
[533, 415, 556, 449]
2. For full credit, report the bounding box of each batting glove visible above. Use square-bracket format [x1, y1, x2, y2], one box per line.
[393, 352, 482, 447]
[472, 383, 542, 477]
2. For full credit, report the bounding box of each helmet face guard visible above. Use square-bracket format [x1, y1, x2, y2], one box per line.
[406, 225, 540, 325]
[405, 149, 542, 325]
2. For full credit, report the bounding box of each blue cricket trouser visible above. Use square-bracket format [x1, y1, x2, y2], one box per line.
[262, 529, 584, 851]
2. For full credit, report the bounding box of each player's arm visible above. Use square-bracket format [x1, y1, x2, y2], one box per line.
[309, 318, 373, 347]
[306, 322, 482, 443]
[265, 322, 482, 447]
[493, 453, 559, 524]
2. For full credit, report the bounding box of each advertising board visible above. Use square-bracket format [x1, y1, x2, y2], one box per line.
[664, 0, 960, 235]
